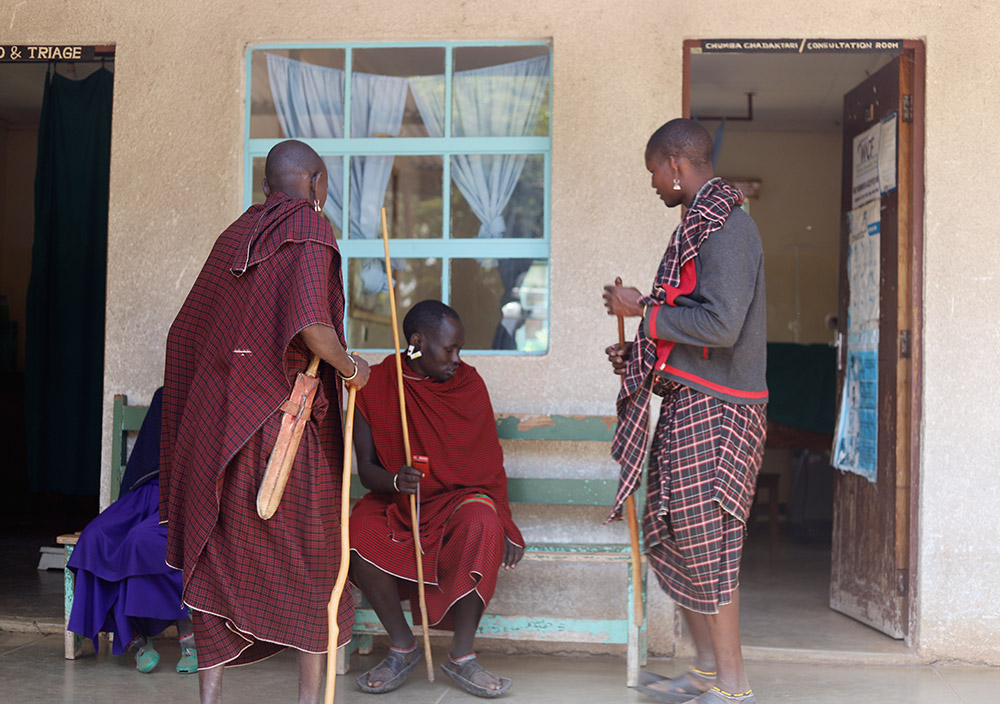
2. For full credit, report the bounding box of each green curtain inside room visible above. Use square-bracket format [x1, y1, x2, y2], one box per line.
[25, 66, 113, 495]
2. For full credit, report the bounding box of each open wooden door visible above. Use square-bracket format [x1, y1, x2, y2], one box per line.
[830, 50, 920, 639]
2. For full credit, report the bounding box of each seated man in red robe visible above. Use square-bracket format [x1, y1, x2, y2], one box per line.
[350, 300, 525, 698]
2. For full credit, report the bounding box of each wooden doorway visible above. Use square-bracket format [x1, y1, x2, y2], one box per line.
[683, 39, 924, 650]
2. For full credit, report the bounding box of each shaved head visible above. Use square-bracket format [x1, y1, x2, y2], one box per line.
[403, 299, 461, 340]
[645, 119, 714, 169]
[263, 140, 327, 201]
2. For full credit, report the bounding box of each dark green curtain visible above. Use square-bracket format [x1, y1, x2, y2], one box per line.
[25, 67, 113, 495]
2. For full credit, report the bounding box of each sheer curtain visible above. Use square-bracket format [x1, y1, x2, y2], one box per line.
[409, 55, 550, 238]
[267, 53, 408, 291]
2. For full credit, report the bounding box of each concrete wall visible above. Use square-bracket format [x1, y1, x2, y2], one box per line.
[714, 129, 841, 346]
[8, 0, 1000, 663]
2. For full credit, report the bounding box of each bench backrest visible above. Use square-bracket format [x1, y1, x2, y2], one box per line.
[350, 412, 624, 508]
[110, 401, 625, 510]
[110, 395, 149, 504]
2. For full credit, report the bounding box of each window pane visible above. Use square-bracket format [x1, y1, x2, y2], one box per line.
[250, 49, 346, 139]
[350, 155, 442, 240]
[352, 48, 445, 138]
[452, 45, 550, 137]
[347, 257, 442, 349]
[450, 154, 543, 239]
[450, 259, 548, 352]
[252, 156, 344, 238]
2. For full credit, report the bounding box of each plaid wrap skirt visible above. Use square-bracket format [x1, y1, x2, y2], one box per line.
[644, 379, 766, 614]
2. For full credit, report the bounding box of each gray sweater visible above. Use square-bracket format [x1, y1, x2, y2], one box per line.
[642, 206, 768, 405]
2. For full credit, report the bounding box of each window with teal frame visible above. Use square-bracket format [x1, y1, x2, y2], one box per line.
[245, 42, 552, 354]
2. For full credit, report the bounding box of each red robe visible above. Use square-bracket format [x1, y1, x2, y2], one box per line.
[160, 192, 351, 667]
[351, 357, 523, 629]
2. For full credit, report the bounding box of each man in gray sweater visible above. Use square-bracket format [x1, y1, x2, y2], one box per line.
[604, 119, 767, 704]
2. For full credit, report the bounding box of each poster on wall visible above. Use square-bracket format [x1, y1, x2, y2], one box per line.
[851, 123, 881, 208]
[833, 200, 881, 481]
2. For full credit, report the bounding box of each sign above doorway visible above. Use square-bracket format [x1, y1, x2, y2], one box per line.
[699, 39, 903, 54]
[0, 45, 115, 62]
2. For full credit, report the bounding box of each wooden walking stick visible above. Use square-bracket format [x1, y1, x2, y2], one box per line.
[616, 276, 645, 627]
[381, 207, 435, 681]
[324, 383, 357, 704]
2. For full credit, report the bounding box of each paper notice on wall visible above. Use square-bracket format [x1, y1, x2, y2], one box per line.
[878, 112, 898, 194]
[851, 122, 881, 208]
[833, 201, 881, 481]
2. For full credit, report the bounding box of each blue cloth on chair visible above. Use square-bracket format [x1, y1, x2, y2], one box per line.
[67, 388, 187, 654]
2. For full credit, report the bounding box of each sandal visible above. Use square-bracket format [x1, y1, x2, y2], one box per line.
[176, 647, 198, 674]
[127, 636, 160, 674]
[440, 654, 512, 698]
[689, 688, 756, 703]
[176, 634, 197, 674]
[636, 667, 716, 703]
[356, 646, 424, 694]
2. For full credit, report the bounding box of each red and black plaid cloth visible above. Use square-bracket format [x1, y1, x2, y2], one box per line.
[350, 357, 523, 628]
[643, 379, 766, 613]
[609, 178, 744, 521]
[160, 192, 351, 667]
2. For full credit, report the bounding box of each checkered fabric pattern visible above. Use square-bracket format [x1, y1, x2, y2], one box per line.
[160, 193, 351, 667]
[643, 379, 766, 614]
[610, 178, 744, 521]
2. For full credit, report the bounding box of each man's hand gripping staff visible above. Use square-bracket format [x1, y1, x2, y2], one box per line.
[609, 276, 645, 627]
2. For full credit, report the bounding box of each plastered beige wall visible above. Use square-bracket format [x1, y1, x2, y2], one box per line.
[714, 129, 841, 345]
[8, 0, 1000, 662]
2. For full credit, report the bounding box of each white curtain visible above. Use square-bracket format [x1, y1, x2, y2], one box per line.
[267, 53, 408, 292]
[409, 54, 550, 238]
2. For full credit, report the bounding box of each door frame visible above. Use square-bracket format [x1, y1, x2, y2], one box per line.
[681, 39, 925, 648]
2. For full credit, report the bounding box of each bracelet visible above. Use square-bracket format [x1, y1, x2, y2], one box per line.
[392, 473, 400, 492]
[642, 303, 649, 318]
[338, 355, 358, 381]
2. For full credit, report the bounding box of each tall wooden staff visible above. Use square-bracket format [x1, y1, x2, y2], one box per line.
[324, 383, 357, 704]
[381, 207, 435, 681]
[616, 276, 644, 627]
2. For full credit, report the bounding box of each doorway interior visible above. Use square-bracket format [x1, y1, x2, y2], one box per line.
[685, 41, 923, 657]
[0, 55, 114, 627]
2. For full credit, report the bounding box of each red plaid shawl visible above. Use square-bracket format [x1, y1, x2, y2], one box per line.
[160, 193, 350, 657]
[353, 357, 523, 565]
[608, 178, 743, 521]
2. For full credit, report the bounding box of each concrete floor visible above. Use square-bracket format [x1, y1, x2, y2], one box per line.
[2, 527, 998, 702]
[1, 631, 999, 704]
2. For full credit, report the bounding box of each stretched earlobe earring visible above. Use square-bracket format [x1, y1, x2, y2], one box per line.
[672, 178, 682, 191]
[313, 199, 322, 213]
[406, 344, 422, 360]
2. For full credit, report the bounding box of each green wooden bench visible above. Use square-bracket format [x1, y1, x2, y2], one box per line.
[342, 413, 648, 686]
[57, 394, 147, 659]
[58, 402, 649, 684]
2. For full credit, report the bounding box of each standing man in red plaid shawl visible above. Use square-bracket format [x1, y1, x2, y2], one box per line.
[603, 119, 767, 704]
[160, 140, 370, 704]
[349, 300, 525, 698]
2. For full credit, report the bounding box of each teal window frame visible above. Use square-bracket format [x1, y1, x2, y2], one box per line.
[243, 41, 553, 355]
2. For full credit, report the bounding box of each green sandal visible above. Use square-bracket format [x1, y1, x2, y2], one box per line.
[127, 636, 160, 674]
[176, 649, 198, 674]
[176, 634, 197, 674]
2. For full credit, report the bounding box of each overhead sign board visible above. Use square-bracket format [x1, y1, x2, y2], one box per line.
[0, 45, 101, 62]
[700, 39, 903, 54]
